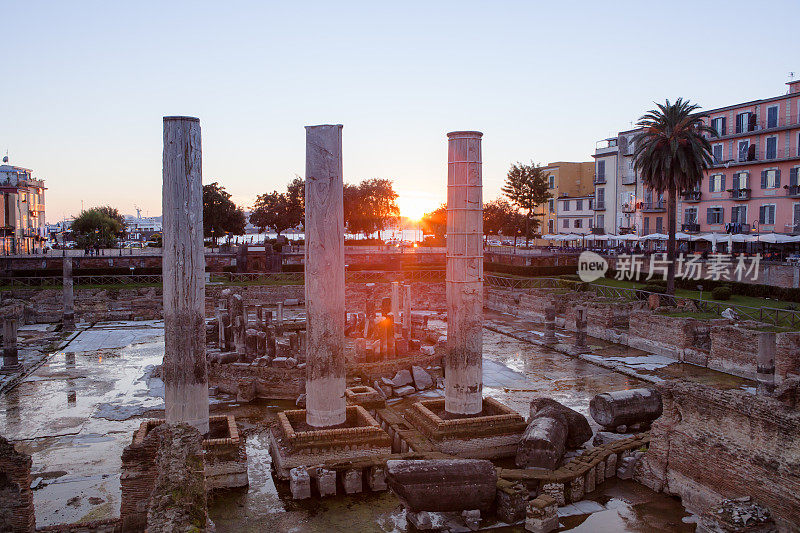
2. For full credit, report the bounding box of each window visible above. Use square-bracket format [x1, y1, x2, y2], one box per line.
[731, 172, 748, 190]
[548, 220, 554, 233]
[707, 207, 724, 224]
[574, 219, 582, 229]
[712, 143, 723, 163]
[596, 160, 605, 179]
[597, 214, 604, 227]
[709, 174, 726, 192]
[738, 140, 750, 162]
[548, 199, 554, 213]
[576, 199, 583, 210]
[765, 136, 778, 160]
[684, 207, 698, 224]
[588, 218, 593, 228]
[736, 112, 754, 133]
[597, 188, 605, 206]
[562, 200, 570, 212]
[731, 205, 747, 224]
[562, 219, 569, 228]
[711, 117, 726, 136]
[767, 105, 778, 129]
[761, 169, 781, 189]
[655, 217, 663, 233]
[548, 175, 555, 189]
[643, 217, 650, 234]
[759, 204, 776, 225]
[588, 198, 593, 210]
[791, 167, 800, 186]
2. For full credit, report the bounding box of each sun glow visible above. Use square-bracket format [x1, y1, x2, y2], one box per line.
[396, 194, 439, 222]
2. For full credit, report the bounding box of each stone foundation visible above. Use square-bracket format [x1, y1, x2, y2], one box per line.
[208, 362, 304, 401]
[269, 405, 392, 480]
[404, 397, 526, 459]
[634, 380, 800, 531]
[0, 435, 35, 533]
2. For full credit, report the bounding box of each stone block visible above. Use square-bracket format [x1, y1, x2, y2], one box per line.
[568, 475, 584, 502]
[386, 459, 496, 512]
[516, 416, 567, 469]
[407, 510, 434, 530]
[584, 467, 596, 493]
[343, 469, 363, 494]
[540, 482, 565, 507]
[412, 365, 434, 390]
[393, 385, 416, 397]
[595, 462, 605, 485]
[462, 509, 481, 531]
[420, 344, 435, 356]
[317, 468, 336, 497]
[496, 481, 528, 524]
[391, 369, 413, 387]
[367, 466, 387, 491]
[290, 467, 311, 500]
[525, 494, 558, 533]
[605, 453, 617, 479]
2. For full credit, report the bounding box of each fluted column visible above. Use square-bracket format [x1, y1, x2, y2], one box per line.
[304, 124, 346, 427]
[445, 131, 483, 415]
[162, 116, 209, 434]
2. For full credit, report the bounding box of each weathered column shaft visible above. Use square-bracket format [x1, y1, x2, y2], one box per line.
[391, 281, 400, 324]
[304, 124, 346, 427]
[757, 331, 776, 395]
[63, 258, 75, 331]
[445, 131, 483, 415]
[2, 318, 18, 369]
[162, 116, 209, 434]
[403, 284, 412, 337]
[544, 306, 557, 344]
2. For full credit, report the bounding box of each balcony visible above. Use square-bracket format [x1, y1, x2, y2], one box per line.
[591, 227, 606, 235]
[682, 223, 700, 233]
[728, 188, 751, 200]
[785, 224, 800, 235]
[621, 175, 636, 185]
[725, 223, 751, 234]
[785, 185, 800, 198]
[593, 175, 606, 185]
[641, 201, 666, 212]
[621, 203, 635, 213]
[594, 202, 605, 211]
[681, 191, 701, 202]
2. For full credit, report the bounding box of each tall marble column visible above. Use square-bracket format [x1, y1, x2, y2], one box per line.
[445, 131, 484, 415]
[162, 116, 209, 434]
[304, 124, 346, 427]
[62, 258, 75, 331]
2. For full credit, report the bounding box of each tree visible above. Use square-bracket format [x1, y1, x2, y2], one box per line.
[343, 178, 399, 237]
[421, 204, 447, 244]
[501, 162, 552, 246]
[250, 178, 305, 238]
[203, 182, 246, 245]
[632, 98, 715, 295]
[71, 208, 124, 248]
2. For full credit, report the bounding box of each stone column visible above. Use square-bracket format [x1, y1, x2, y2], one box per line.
[573, 307, 588, 354]
[304, 124, 346, 427]
[445, 131, 484, 415]
[62, 257, 75, 331]
[543, 306, 557, 344]
[391, 281, 401, 325]
[403, 284, 412, 339]
[2, 318, 19, 371]
[757, 331, 776, 396]
[162, 116, 209, 434]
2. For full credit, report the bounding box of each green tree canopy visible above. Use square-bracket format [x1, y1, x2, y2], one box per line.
[71, 207, 125, 248]
[203, 182, 246, 244]
[501, 162, 552, 246]
[343, 178, 399, 237]
[632, 98, 715, 294]
[483, 198, 531, 245]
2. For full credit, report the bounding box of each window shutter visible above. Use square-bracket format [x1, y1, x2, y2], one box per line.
[761, 170, 767, 189]
[709, 176, 714, 192]
[759, 205, 766, 224]
[791, 167, 799, 186]
[706, 209, 713, 224]
[721, 117, 727, 136]
[776, 169, 781, 187]
[732, 174, 739, 190]
[721, 175, 726, 191]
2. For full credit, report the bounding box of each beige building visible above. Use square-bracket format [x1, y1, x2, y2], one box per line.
[0, 157, 47, 254]
[535, 161, 595, 239]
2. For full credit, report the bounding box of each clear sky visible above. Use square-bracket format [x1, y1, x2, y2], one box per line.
[3, 0, 799, 222]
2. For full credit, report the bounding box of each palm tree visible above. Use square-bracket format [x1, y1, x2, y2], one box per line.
[632, 98, 716, 295]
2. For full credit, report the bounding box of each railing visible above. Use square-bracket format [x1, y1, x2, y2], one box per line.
[682, 223, 700, 232]
[785, 185, 800, 198]
[784, 224, 800, 235]
[641, 201, 666, 212]
[593, 175, 606, 184]
[681, 191, 701, 202]
[594, 202, 605, 211]
[728, 188, 751, 200]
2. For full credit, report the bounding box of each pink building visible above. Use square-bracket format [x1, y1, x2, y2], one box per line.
[640, 79, 800, 237]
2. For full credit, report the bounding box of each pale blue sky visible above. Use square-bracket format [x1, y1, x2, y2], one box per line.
[3, 0, 799, 221]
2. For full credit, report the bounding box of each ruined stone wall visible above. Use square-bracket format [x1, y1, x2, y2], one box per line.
[635, 380, 800, 530]
[208, 363, 304, 400]
[0, 435, 35, 533]
[709, 325, 800, 382]
[120, 420, 162, 532]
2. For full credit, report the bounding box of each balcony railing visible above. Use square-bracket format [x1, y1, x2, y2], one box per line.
[728, 188, 751, 200]
[641, 201, 666, 212]
[725, 222, 751, 234]
[785, 223, 800, 235]
[682, 223, 700, 233]
[621, 203, 635, 213]
[681, 191, 701, 202]
[594, 202, 605, 211]
[785, 185, 800, 198]
[593, 175, 606, 185]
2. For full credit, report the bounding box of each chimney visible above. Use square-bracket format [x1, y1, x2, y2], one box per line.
[787, 79, 800, 94]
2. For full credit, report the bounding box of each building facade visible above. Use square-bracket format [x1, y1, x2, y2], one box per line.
[0, 158, 47, 254]
[535, 161, 594, 239]
[556, 194, 594, 235]
[596, 78, 800, 238]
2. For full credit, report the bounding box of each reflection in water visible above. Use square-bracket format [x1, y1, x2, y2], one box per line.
[65, 352, 76, 368]
[4, 388, 21, 428]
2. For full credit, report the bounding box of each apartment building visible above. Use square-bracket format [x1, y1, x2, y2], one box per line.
[0, 156, 47, 254]
[535, 161, 594, 239]
[670, 79, 800, 237]
[556, 194, 594, 234]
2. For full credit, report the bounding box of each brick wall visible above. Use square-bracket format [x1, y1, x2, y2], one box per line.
[635, 381, 800, 530]
[0, 435, 35, 533]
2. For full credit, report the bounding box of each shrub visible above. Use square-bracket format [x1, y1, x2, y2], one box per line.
[711, 286, 732, 300]
[484, 262, 576, 277]
[643, 284, 666, 294]
[560, 274, 582, 282]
